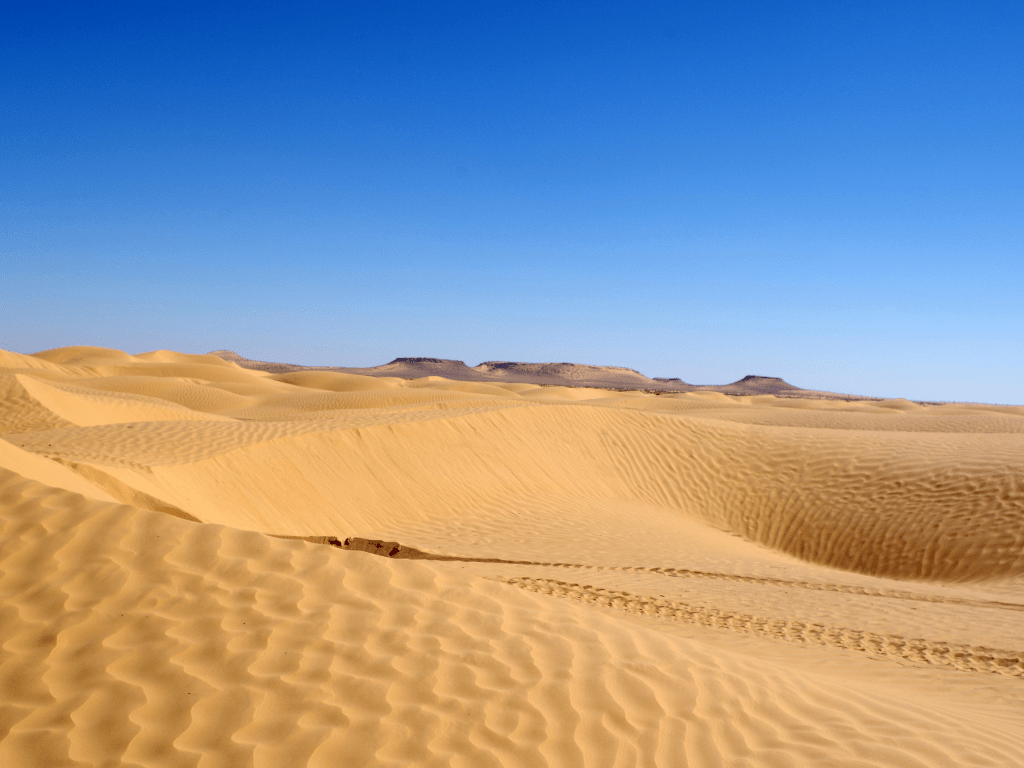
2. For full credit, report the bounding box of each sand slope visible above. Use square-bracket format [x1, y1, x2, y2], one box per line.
[3, 469, 1023, 767]
[1, 346, 1022, 766]
[8, 392, 1021, 580]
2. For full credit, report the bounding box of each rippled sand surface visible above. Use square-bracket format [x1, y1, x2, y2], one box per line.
[2, 346, 1022, 766]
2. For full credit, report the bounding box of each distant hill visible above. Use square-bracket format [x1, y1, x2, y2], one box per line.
[208, 351, 874, 400]
[209, 351, 674, 389]
[715, 375, 802, 395]
[470, 360, 665, 389]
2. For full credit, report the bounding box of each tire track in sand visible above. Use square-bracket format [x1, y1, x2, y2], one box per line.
[337, 537, 1024, 613]
[338, 537, 1024, 678]
[506, 577, 1024, 679]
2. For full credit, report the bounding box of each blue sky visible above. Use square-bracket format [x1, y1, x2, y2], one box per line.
[3, 1, 1022, 402]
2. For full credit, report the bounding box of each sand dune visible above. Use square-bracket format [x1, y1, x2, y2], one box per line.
[2, 345, 1022, 766]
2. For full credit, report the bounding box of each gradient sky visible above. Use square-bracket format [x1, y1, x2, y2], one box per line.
[4, 1, 1022, 402]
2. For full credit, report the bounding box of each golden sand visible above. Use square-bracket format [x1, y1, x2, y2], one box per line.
[1, 346, 1022, 766]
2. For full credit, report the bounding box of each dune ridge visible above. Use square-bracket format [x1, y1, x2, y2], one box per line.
[1, 345, 1022, 766]
[8, 397, 1021, 580]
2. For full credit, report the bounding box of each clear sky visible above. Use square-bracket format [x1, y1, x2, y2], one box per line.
[4, 1, 1022, 403]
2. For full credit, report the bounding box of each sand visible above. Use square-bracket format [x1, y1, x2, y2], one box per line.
[1, 345, 1022, 766]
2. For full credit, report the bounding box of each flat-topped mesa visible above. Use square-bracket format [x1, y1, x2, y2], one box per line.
[736, 375, 798, 387]
[388, 357, 469, 366]
[377, 358, 493, 381]
[477, 361, 644, 374]
[475, 361, 651, 380]
[717, 375, 802, 394]
[738, 375, 791, 384]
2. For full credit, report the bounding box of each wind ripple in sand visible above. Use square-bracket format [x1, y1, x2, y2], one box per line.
[2, 470, 1023, 768]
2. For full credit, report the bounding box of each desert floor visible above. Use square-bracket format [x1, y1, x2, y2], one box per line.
[1, 346, 1022, 767]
